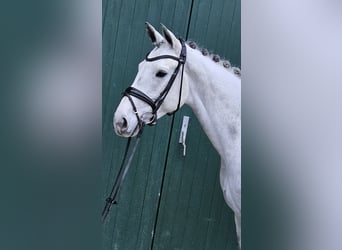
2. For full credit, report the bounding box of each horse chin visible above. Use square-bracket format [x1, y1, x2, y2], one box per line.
[115, 130, 138, 138]
[126, 128, 140, 138]
[114, 122, 140, 138]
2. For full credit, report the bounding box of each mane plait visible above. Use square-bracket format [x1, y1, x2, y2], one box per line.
[186, 40, 241, 77]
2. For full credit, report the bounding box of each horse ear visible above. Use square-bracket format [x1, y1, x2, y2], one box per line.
[161, 24, 179, 49]
[145, 22, 164, 46]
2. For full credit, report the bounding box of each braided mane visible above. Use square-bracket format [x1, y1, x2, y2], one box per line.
[186, 41, 241, 77]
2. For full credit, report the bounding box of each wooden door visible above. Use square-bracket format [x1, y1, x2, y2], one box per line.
[102, 0, 240, 249]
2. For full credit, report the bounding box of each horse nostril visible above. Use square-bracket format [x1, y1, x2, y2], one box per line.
[114, 116, 128, 134]
[122, 117, 127, 129]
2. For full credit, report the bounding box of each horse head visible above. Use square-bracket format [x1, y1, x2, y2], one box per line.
[113, 23, 189, 137]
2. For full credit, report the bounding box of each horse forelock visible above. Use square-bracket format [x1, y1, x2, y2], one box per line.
[186, 40, 241, 78]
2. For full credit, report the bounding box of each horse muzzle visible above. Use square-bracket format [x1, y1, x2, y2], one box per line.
[113, 112, 139, 137]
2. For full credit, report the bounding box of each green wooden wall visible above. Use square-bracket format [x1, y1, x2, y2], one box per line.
[103, 0, 240, 249]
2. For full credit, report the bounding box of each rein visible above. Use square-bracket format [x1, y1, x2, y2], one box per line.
[102, 38, 187, 223]
[102, 133, 142, 223]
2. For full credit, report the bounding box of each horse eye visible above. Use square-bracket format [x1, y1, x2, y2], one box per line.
[156, 71, 167, 78]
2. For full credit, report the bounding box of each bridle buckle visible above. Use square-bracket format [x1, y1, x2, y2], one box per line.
[179, 56, 186, 64]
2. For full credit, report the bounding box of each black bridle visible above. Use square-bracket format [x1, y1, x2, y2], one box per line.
[123, 38, 187, 133]
[102, 39, 187, 223]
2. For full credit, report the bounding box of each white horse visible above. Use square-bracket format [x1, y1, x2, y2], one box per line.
[113, 23, 241, 248]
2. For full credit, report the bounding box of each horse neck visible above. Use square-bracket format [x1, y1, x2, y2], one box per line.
[184, 48, 241, 164]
